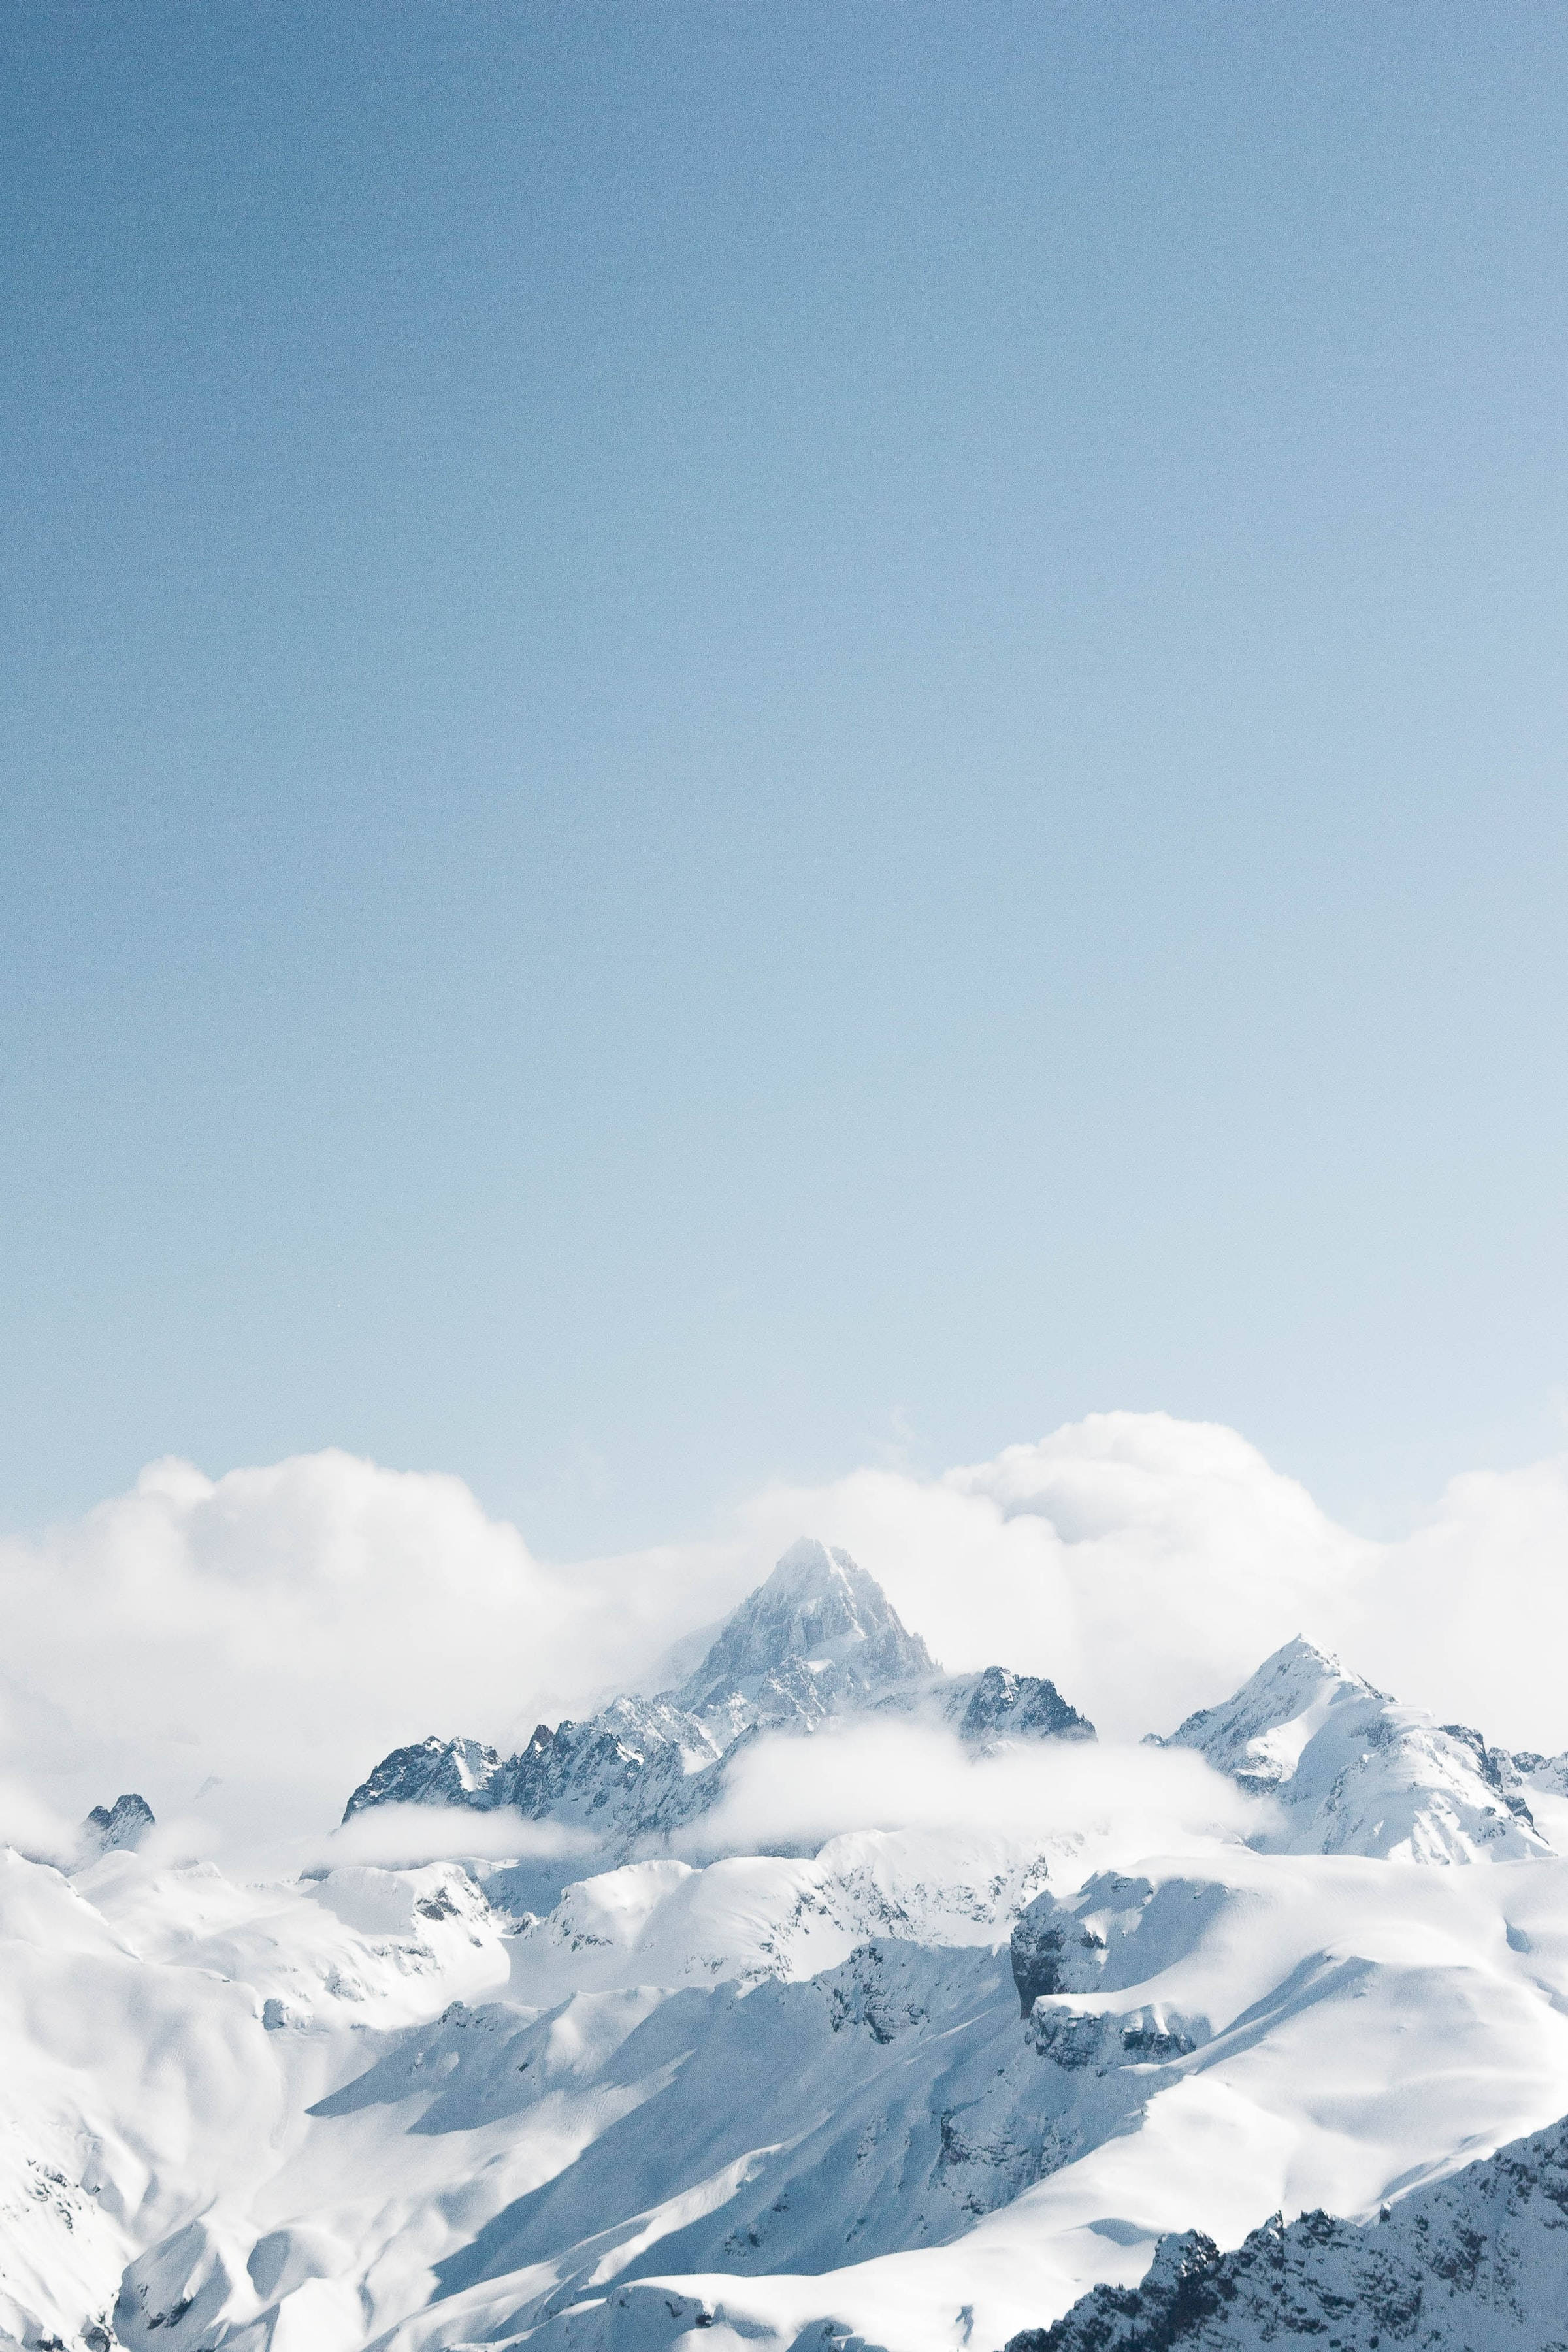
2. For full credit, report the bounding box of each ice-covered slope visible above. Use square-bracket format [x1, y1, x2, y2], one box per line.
[353, 1842, 1568, 2352]
[1154, 1636, 1550, 1861]
[0, 1840, 515, 2352]
[344, 1541, 1092, 1854]
[1013, 2110, 1568, 2350]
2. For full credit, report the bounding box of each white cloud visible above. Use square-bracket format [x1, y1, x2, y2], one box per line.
[730, 1413, 1370, 1744]
[310, 1803, 599, 1874]
[681, 1716, 1273, 1869]
[1, 1413, 1565, 1857]
[0, 1448, 734, 1852]
[0, 1776, 80, 1869]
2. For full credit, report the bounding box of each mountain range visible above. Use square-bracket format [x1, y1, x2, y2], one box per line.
[342, 1539, 1093, 1859]
[3, 1541, 1568, 2352]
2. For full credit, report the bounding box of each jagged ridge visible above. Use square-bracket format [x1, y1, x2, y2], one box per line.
[1008, 2109, 1568, 2350]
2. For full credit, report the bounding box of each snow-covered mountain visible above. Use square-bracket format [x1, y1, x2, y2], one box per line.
[5, 1553, 1568, 2352]
[344, 1541, 1094, 1855]
[668, 1540, 937, 1727]
[1154, 1634, 1555, 1862]
[1013, 2110, 1568, 2350]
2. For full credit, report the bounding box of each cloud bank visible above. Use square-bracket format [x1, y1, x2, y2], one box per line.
[681, 1718, 1273, 1871]
[2, 1413, 1566, 1854]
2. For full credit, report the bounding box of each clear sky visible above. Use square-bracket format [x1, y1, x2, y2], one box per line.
[3, 2, 1565, 1554]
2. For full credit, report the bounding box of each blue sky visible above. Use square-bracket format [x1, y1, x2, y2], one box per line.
[3, 2, 1565, 1552]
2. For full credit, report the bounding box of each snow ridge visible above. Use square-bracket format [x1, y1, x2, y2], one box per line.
[1011, 2109, 1568, 2351]
[13, 1576, 1568, 2352]
[1154, 1635, 1550, 1862]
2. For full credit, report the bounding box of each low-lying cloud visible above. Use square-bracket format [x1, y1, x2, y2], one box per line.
[681, 1718, 1274, 1870]
[316, 1804, 599, 1874]
[2, 1411, 1566, 1855]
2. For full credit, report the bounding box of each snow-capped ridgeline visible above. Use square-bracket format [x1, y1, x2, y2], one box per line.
[5, 1540, 1568, 2352]
[1154, 1634, 1557, 1863]
[342, 1537, 1094, 1854]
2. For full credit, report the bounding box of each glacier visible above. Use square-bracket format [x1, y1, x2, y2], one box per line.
[3, 1540, 1568, 2352]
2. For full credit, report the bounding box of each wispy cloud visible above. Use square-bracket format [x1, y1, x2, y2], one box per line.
[312, 1803, 600, 1873]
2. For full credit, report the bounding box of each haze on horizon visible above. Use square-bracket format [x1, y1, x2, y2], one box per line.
[3, 1, 1565, 1563]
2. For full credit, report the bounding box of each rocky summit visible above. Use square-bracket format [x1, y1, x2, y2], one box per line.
[80, 1793, 155, 1855]
[671, 1536, 938, 1725]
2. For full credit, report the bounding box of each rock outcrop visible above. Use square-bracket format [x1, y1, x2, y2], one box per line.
[80, 1793, 155, 1854]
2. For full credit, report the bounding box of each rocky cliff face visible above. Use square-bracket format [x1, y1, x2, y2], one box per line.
[343, 1539, 1095, 1848]
[1154, 1636, 1550, 1863]
[80, 1793, 155, 1855]
[1009, 2110, 1568, 2351]
[933, 1664, 1095, 1748]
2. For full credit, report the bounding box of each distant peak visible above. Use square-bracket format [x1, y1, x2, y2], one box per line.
[82, 1793, 155, 1855]
[759, 1538, 890, 1620]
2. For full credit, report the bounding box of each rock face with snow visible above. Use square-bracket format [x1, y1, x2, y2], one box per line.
[344, 1539, 1094, 1849]
[1154, 1635, 1549, 1862]
[907, 1663, 1094, 1748]
[1011, 2110, 1568, 2351]
[80, 1792, 155, 1855]
[672, 1539, 936, 1728]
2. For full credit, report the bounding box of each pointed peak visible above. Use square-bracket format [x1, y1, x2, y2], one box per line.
[1158, 1635, 1394, 1801]
[759, 1538, 893, 1623]
[670, 1539, 936, 1715]
[761, 1536, 858, 1599]
[1243, 1635, 1388, 1705]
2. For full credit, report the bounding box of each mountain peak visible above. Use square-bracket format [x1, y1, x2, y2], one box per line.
[1158, 1637, 1386, 1788]
[670, 1540, 936, 1717]
[1158, 1637, 1546, 1863]
[762, 1535, 859, 1601]
[82, 1793, 155, 1855]
[1255, 1633, 1373, 1690]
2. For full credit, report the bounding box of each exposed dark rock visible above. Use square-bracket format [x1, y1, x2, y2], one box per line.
[82, 1792, 155, 1854]
[1005, 2110, 1568, 2351]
